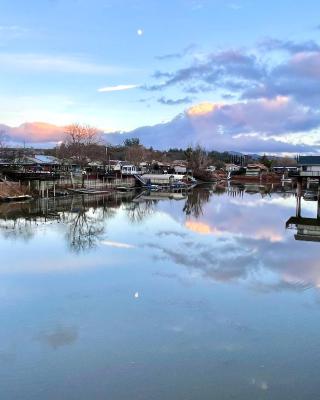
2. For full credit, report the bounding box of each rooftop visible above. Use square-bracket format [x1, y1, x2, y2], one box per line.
[297, 156, 320, 166]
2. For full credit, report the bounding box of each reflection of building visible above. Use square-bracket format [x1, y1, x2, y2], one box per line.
[286, 216, 320, 242]
[286, 183, 320, 242]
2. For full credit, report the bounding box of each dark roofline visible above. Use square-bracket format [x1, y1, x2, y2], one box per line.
[297, 155, 320, 166]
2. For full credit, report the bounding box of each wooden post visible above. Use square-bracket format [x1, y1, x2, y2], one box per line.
[70, 171, 74, 189]
[296, 179, 302, 218]
[318, 184, 320, 219]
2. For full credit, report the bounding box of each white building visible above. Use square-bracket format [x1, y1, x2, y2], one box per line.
[225, 163, 241, 172]
[121, 165, 139, 175]
[174, 165, 187, 174]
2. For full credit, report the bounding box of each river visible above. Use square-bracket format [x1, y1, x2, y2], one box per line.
[0, 184, 319, 399]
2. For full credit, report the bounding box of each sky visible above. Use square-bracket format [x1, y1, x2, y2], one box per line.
[1, 0, 320, 153]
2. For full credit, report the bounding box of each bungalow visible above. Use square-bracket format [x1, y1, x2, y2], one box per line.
[13, 154, 61, 172]
[205, 165, 216, 172]
[121, 164, 139, 175]
[245, 163, 268, 177]
[173, 164, 187, 174]
[225, 163, 241, 173]
[171, 160, 189, 175]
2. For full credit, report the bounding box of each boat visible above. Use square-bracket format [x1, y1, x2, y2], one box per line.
[116, 186, 135, 192]
[0, 195, 32, 202]
[67, 188, 111, 195]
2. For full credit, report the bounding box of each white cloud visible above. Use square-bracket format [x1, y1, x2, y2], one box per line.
[98, 84, 140, 92]
[0, 53, 130, 75]
[101, 240, 135, 249]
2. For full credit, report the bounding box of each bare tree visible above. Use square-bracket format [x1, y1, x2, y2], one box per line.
[0, 130, 6, 149]
[185, 145, 210, 172]
[123, 137, 145, 165]
[62, 123, 101, 165]
[125, 144, 145, 165]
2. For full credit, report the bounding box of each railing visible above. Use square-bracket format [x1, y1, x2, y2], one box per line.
[300, 171, 320, 177]
[288, 171, 320, 178]
[56, 177, 136, 190]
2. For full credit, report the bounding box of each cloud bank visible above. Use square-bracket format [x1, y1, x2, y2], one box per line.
[106, 97, 320, 153]
[2, 37, 320, 153]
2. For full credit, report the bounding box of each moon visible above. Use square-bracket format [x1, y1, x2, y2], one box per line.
[137, 29, 143, 36]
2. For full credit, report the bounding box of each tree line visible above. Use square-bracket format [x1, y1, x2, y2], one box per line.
[0, 123, 297, 169]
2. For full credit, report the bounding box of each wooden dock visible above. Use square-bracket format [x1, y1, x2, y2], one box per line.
[0, 181, 32, 202]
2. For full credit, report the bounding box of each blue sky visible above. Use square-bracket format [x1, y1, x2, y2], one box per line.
[1, 0, 320, 152]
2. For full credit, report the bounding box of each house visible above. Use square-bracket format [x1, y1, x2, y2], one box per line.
[171, 160, 188, 175]
[151, 161, 171, 173]
[121, 164, 139, 175]
[139, 162, 149, 173]
[173, 165, 187, 174]
[225, 163, 241, 173]
[272, 166, 298, 174]
[297, 156, 320, 177]
[245, 163, 268, 177]
[108, 160, 125, 172]
[13, 154, 61, 172]
[205, 165, 216, 172]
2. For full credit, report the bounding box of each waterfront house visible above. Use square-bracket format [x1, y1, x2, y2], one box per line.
[173, 164, 187, 174]
[121, 164, 139, 175]
[272, 166, 298, 174]
[245, 163, 268, 177]
[225, 163, 241, 173]
[297, 156, 320, 177]
[205, 165, 216, 172]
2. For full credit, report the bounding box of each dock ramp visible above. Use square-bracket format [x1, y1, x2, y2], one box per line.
[134, 174, 147, 186]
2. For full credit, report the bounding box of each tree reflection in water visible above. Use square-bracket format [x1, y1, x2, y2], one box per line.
[62, 196, 116, 253]
[124, 199, 157, 223]
[0, 194, 119, 253]
[0, 185, 295, 251]
[183, 187, 211, 218]
[0, 218, 38, 242]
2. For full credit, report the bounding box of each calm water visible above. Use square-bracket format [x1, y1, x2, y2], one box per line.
[0, 184, 320, 400]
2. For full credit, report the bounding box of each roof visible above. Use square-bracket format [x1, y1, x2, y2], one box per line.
[298, 156, 320, 166]
[247, 163, 268, 170]
[34, 155, 60, 164]
[21, 155, 60, 165]
[225, 163, 239, 167]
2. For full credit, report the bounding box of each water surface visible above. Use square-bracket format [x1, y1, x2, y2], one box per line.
[0, 184, 319, 400]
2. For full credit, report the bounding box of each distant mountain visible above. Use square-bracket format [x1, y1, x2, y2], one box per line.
[1, 103, 319, 154]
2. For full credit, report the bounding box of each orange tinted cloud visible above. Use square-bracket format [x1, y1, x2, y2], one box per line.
[187, 102, 223, 117]
[7, 122, 65, 142]
[185, 220, 221, 235]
